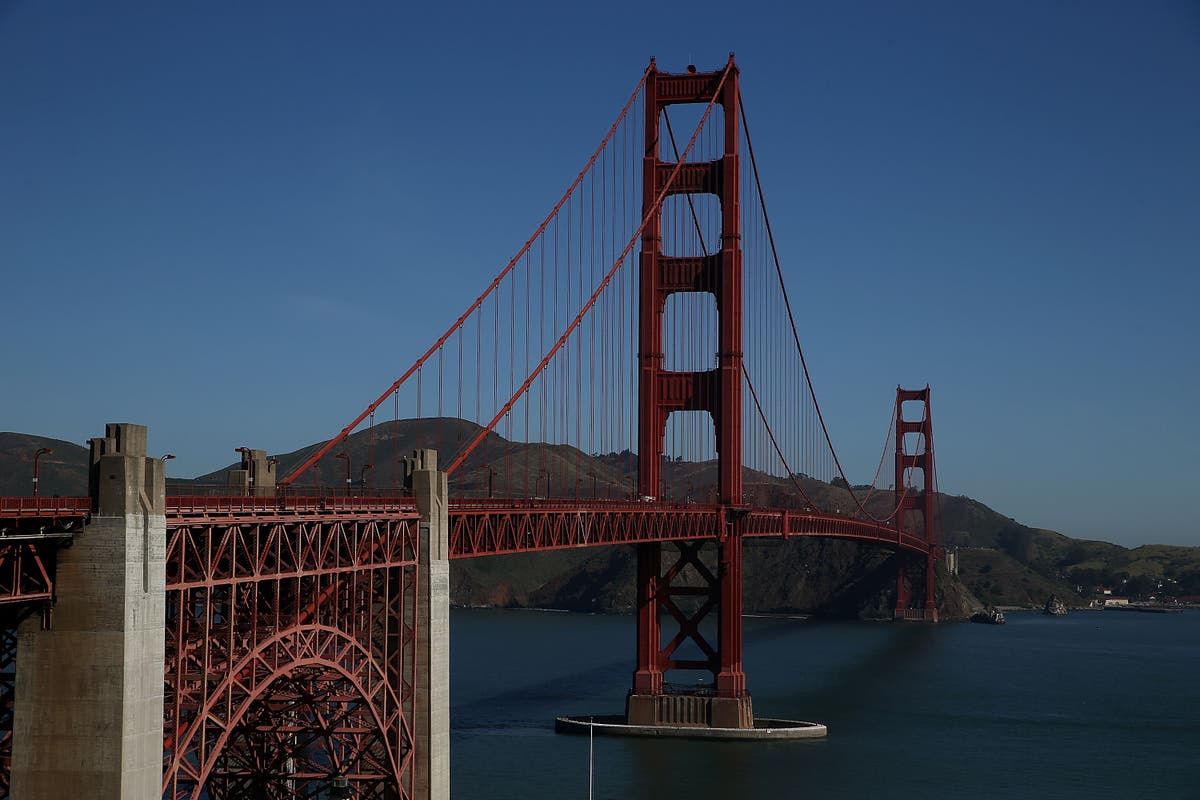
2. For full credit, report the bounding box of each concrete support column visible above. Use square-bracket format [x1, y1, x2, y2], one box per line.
[409, 449, 450, 800]
[12, 423, 167, 799]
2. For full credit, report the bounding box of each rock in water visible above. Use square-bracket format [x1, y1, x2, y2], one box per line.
[1043, 594, 1068, 616]
[970, 608, 1006, 625]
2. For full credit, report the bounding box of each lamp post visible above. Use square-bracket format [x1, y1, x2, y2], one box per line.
[334, 452, 351, 497]
[32, 447, 52, 497]
[485, 464, 495, 499]
[234, 446, 253, 493]
[160, 454, 176, 462]
[360, 463, 373, 496]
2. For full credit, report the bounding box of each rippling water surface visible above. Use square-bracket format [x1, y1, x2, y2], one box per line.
[451, 608, 1200, 799]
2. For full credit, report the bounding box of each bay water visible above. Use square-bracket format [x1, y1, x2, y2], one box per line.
[451, 608, 1199, 799]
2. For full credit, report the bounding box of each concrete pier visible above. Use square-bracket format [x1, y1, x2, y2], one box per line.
[410, 449, 450, 800]
[556, 715, 827, 741]
[11, 423, 167, 799]
[626, 692, 753, 728]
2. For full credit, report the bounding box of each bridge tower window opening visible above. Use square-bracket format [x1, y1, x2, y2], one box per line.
[900, 466, 927, 494]
[659, 103, 726, 166]
[660, 193, 722, 259]
[901, 399, 927, 423]
[662, 410, 717, 503]
[661, 291, 718, 374]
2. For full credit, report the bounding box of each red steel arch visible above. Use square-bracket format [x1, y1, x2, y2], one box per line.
[168, 625, 406, 799]
[162, 502, 420, 800]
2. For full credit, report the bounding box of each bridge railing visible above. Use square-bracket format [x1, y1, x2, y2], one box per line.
[165, 492, 417, 517]
[167, 482, 416, 499]
[743, 509, 927, 552]
[447, 497, 722, 512]
[0, 497, 91, 518]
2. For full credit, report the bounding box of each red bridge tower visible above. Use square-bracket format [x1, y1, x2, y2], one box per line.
[629, 56, 752, 728]
[894, 386, 940, 622]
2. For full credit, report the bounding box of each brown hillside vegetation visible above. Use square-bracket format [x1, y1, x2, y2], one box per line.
[0, 433, 89, 496]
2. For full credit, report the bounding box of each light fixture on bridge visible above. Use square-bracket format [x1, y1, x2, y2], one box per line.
[235, 447, 253, 486]
[32, 447, 53, 497]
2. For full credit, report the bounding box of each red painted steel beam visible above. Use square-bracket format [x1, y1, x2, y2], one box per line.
[0, 497, 91, 518]
[0, 502, 78, 612]
[159, 498, 930, 558]
[164, 494, 417, 517]
[444, 500, 931, 558]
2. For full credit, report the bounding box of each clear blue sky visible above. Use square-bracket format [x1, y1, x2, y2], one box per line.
[2, 1, 1197, 547]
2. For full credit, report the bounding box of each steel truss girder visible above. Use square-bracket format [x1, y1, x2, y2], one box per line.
[163, 512, 420, 800]
[0, 533, 65, 800]
[0, 542, 57, 608]
[448, 501, 722, 556]
[446, 500, 932, 558]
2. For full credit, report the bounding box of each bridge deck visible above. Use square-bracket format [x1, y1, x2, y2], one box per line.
[446, 499, 926, 557]
[1, 495, 928, 558]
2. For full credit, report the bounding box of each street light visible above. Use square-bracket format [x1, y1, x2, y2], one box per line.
[160, 454, 176, 461]
[235, 447, 253, 491]
[32, 447, 52, 497]
[485, 463, 496, 499]
[334, 452, 351, 497]
[360, 463, 373, 495]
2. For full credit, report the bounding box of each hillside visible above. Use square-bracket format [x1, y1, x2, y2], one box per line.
[3, 419, 1197, 614]
[0, 433, 89, 496]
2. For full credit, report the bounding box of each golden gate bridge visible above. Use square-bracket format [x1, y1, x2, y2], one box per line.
[0, 56, 940, 799]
